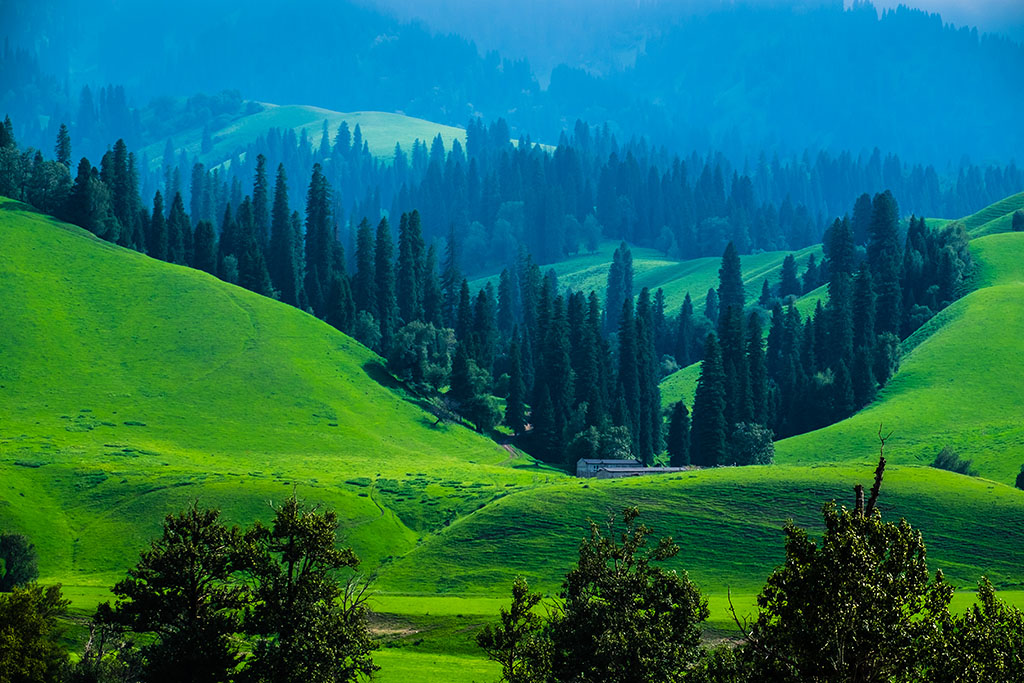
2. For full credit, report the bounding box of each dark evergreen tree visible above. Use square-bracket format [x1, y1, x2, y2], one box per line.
[717, 241, 745, 317]
[779, 253, 801, 297]
[148, 190, 168, 261]
[833, 359, 856, 419]
[868, 190, 903, 336]
[605, 241, 633, 334]
[167, 191, 190, 266]
[456, 279, 474, 348]
[441, 224, 462, 328]
[718, 304, 750, 427]
[252, 153, 270, 250]
[325, 272, 355, 334]
[635, 288, 662, 464]
[374, 217, 397, 353]
[758, 279, 773, 308]
[853, 263, 876, 350]
[504, 336, 528, 435]
[396, 211, 426, 323]
[851, 192, 873, 245]
[193, 220, 217, 275]
[667, 400, 691, 467]
[747, 312, 769, 425]
[236, 197, 273, 296]
[703, 288, 719, 323]
[304, 163, 333, 317]
[422, 244, 444, 327]
[352, 218, 376, 315]
[269, 164, 300, 306]
[675, 293, 695, 366]
[852, 344, 877, 408]
[55, 123, 72, 168]
[691, 333, 727, 467]
[616, 299, 641, 453]
[473, 284, 498, 374]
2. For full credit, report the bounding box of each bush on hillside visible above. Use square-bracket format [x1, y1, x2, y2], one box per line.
[0, 533, 38, 592]
[932, 446, 977, 476]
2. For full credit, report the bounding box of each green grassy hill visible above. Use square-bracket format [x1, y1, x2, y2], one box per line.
[0, 198, 557, 592]
[4, 195, 1024, 680]
[776, 231, 1024, 484]
[139, 103, 471, 167]
[473, 240, 822, 313]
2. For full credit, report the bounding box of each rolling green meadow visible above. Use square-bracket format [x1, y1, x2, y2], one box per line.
[3, 193, 1024, 681]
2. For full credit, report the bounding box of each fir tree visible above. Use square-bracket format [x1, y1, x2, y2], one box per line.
[675, 293, 695, 366]
[717, 241, 745, 317]
[374, 217, 397, 353]
[616, 300, 640, 453]
[747, 312, 769, 425]
[441, 224, 462, 328]
[758, 279, 773, 308]
[605, 241, 633, 334]
[853, 263, 876, 351]
[833, 359, 856, 420]
[667, 401, 691, 467]
[635, 288, 663, 464]
[325, 272, 355, 334]
[422, 244, 444, 327]
[236, 197, 273, 296]
[456, 279, 474, 348]
[779, 253, 801, 297]
[252, 154, 269, 250]
[193, 220, 217, 275]
[55, 123, 72, 168]
[304, 164, 332, 317]
[691, 333, 727, 467]
[704, 288, 719, 323]
[352, 219, 376, 315]
[473, 284, 498, 374]
[268, 164, 299, 306]
[868, 190, 903, 336]
[167, 191, 190, 265]
[505, 337, 528, 435]
[396, 211, 426, 324]
[148, 191, 168, 261]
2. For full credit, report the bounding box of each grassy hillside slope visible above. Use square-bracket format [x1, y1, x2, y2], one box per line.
[0, 199, 555, 588]
[378, 463, 1024, 597]
[776, 232, 1024, 484]
[139, 104, 470, 166]
[473, 240, 822, 313]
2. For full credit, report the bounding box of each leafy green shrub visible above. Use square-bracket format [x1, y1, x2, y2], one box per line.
[932, 446, 977, 476]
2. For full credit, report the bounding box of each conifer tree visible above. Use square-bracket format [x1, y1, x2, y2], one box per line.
[167, 191, 190, 265]
[717, 241, 745, 317]
[719, 305, 750, 427]
[55, 123, 72, 168]
[635, 288, 663, 463]
[505, 336, 528, 435]
[352, 219, 376, 315]
[851, 192, 873, 245]
[441, 224, 462, 328]
[616, 300, 640, 452]
[667, 401, 691, 467]
[218, 204, 237, 282]
[605, 241, 633, 334]
[833, 359, 856, 419]
[543, 295, 575, 459]
[758, 279, 773, 308]
[868, 190, 903, 336]
[456, 279, 474, 348]
[236, 197, 273, 296]
[779, 253, 801, 297]
[396, 211, 426, 324]
[148, 190, 168, 261]
[268, 164, 299, 306]
[304, 164, 332, 317]
[252, 154, 269, 250]
[692, 333, 727, 467]
[374, 217, 397, 353]
[473, 284, 498, 374]
[747, 312, 769, 425]
[193, 220, 217, 275]
[704, 288, 719, 323]
[675, 293, 695, 366]
[853, 263, 876, 350]
[422, 244, 444, 327]
[326, 272, 355, 334]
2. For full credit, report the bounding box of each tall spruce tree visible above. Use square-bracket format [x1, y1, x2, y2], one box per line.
[667, 401, 691, 467]
[167, 192, 190, 265]
[396, 211, 426, 324]
[148, 190, 168, 260]
[252, 154, 270, 251]
[605, 241, 633, 334]
[193, 220, 217, 275]
[505, 336, 528, 435]
[747, 311, 769, 425]
[269, 164, 300, 306]
[691, 333, 728, 467]
[704, 288, 719, 323]
[236, 197, 273, 296]
[422, 244, 444, 327]
[717, 241, 745, 318]
[55, 123, 72, 168]
[675, 293, 695, 366]
[853, 263, 876, 351]
[635, 288, 663, 464]
[374, 217, 397, 354]
[352, 218, 376, 315]
[867, 190, 903, 336]
[441, 224, 462, 328]
[304, 164, 333, 317]
[779, 254, 801, 297]
[616, 300, 641, 453]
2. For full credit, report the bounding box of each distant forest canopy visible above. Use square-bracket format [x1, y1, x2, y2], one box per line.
[3, 0, 1023, 165]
